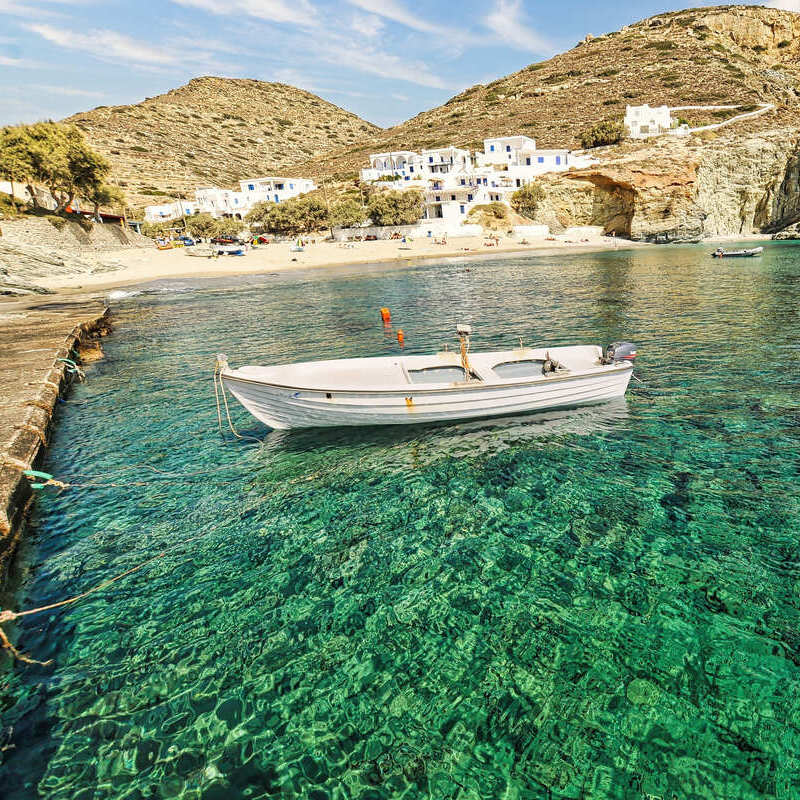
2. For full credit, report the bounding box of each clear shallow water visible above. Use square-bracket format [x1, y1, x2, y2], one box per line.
[2, 242, 800, 799]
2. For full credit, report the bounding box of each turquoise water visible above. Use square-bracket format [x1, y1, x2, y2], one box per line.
[2, 242, 800, 799]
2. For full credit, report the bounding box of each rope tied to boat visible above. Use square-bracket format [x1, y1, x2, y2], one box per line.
[213, 355, 262, 444]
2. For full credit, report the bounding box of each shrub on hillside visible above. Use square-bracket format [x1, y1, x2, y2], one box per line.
[580, 121, 626, 149]
[46, 214, 67, 231]
[510, 184, 545, 219]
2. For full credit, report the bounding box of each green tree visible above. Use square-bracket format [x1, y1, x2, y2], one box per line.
[0, 126, 34, 212]
[14, 122, 111, 212]
[214, 217, 245, 238]
[246, 195, 329, 236]
[510, 183, 545, 219]
[141, 221, 172, 238]
[580, 120, 625, 149]
[185, 212, 219, 239]
[84, 183, 125, 218]
[366, 189, 423, 226]
[330, 198, 367, 229]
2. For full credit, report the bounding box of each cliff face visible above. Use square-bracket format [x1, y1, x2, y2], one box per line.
[532, 124, 800, 240]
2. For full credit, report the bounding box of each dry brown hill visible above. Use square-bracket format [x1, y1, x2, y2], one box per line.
[64, 77, 380, 209]
[293, 5, 800, 179]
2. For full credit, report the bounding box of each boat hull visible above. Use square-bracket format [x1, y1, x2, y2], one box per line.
[221, 365, 633, 430]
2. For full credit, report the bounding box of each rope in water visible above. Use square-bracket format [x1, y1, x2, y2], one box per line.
[0, 527, 216, 665]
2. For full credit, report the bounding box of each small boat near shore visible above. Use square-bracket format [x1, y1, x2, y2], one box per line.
[185, 245, 216, 258]
[217, 326, 637, 430]
[712, 246, 763, 258]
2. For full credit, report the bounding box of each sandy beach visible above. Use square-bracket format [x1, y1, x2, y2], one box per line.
[36, 234, 651, 295]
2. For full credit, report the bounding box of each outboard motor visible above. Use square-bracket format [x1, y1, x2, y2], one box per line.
[604, 342, 638, 363]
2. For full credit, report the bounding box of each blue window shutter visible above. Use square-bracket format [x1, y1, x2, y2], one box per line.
[274, 194, 279, 202]
[490, 145, 494, 151]
[538, 156, 544, 163]
[556, 156, 561, 165]
[506, 145, 511, 152]
[290, 183, 294, 189]
[248, 184, 254, 190]
[460, 205, 465, 214]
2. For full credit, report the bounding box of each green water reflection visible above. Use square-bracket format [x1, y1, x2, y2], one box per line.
[2, 242, 800, 799]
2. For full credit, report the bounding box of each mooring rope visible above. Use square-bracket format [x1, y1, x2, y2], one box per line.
[213, 359, 262, 444]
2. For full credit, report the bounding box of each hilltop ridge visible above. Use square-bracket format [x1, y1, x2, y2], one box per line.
[64, 77, 380, 208]
[293, 4, 800, 178]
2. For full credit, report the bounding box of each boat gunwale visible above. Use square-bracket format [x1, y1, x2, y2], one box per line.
[221, 361, 633, 396]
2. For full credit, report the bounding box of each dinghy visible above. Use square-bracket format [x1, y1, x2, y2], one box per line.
[217, 326, 637, 430]
[712, 246, 763, 258]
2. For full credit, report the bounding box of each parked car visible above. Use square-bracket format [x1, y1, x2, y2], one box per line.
[177, 235, 195, 246]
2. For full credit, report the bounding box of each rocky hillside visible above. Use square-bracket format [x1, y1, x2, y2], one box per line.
[65, 77, 380, 209]
[296, 5, 800, 177]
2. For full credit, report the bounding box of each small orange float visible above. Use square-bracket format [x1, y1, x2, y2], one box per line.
[380, 307, 391, 323]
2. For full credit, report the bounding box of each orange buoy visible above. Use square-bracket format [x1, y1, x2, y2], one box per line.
[397, 329, 404, 346]
[380, 307, 391, 323]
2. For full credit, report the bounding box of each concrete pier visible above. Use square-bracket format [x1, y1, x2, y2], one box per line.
[0, 299, 110, 577]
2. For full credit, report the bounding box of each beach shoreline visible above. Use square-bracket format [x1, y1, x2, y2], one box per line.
[28, 235, 652, 296]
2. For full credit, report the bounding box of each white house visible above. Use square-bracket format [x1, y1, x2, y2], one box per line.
[145, 175, 317, 222]
[624, 104, 676, 139]
[239, 176, 317, 205]
[144, 199, 198, 223]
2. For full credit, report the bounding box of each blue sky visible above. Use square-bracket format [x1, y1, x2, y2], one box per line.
[0, 0, 795, 128]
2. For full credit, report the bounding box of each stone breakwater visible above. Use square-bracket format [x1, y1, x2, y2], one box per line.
[0, 301, 110, 578]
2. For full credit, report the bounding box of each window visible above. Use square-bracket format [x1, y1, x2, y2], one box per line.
[451, 194, 456, 201]
[506, 145, 511, 152]
[467, 194, 473, 201]
[459, 205, 465, 214]
[555, 156, 561, 165]
[435, 195, 441, 202]
[515, 179, 521, 187]
[274, 194, 279, 203]
[538, 156, 544, 163]
[409, 166, 414, 172]
[490, 145, 495, 152]
[460, 179, 466, 185]
[248, 184, 255, 191]
[429, 156, 434, 163]
[526, 158, 531, 166]
[289, 183, 294, 189]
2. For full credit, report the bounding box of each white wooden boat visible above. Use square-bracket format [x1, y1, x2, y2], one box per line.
[217, 327, 637, 431]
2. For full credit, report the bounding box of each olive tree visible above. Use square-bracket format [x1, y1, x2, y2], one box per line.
[366, 190, 423, 226]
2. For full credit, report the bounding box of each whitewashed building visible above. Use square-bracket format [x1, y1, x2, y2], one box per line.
[144, 199, 198, 223]
[358, 136, 596, 233]
[238, 177, 316, 205]
[624, 104, 676, 139]
[145, 175, 317, 222]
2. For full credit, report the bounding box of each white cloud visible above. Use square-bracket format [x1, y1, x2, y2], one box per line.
[350, 11, 385, 39]
[0, 54, 27, 65]
[26, 23, 181, 65]
[345, 0, 438, 34]
[485, 0, 554, 54]
[172, 0, 317, 27]
[318, 39, 451, 89]
[765, 0, 800, 9]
